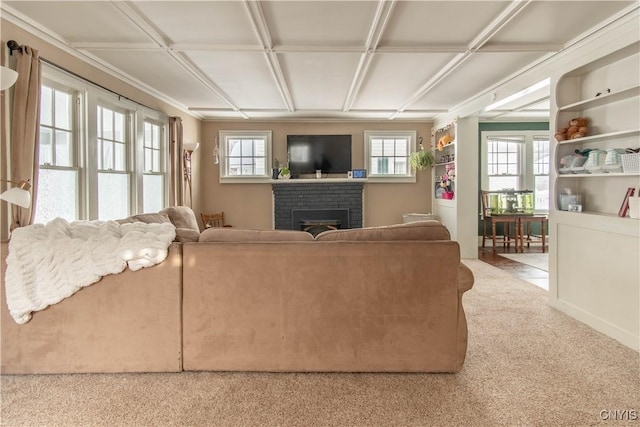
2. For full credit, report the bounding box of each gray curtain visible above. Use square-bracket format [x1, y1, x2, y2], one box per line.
[10, 46, 41, 230]
[168, 117, 184, 206]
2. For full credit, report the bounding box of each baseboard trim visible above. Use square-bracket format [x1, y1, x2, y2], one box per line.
[550, 299, 639, 351]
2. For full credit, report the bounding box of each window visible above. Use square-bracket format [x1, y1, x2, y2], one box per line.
[97, 105, 130, 220]
[364, 130, 416, 182]
[219, 130, 272, 182]
[35, 84, 79, 224]
[533, 136, 550, 211]
[142, 120, 165, 213]
[486, 136, 522, 191]
[34, 65, 169, 223]
[481, 131, 550, 212]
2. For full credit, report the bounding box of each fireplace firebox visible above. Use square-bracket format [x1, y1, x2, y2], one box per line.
[292, 208, 349, 236]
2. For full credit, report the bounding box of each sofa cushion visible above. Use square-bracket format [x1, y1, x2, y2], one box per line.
[160, 206, 200, 232]
[315, 220, 450, 241]
[176, 228, 201, 243]
[199, 228, 314, 242]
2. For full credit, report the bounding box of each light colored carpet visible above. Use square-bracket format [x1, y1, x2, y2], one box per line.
[500, 252, 549, 271]
[1, 260, 637, 426]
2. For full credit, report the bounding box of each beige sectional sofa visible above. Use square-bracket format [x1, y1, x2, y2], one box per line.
[1, 219, 474, 374]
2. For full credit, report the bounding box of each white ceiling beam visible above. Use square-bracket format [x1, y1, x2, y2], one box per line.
[342, 0, 396, 112]
[108, 1, 248, 118]
[389, 0, 532, 119]
[243, 0, 295, 113]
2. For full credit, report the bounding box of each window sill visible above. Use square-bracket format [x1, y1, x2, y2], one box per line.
[220, 176, 272, 184]
[366, 176, 416, 183]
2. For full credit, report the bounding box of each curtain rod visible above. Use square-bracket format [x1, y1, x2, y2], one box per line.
[6, 39, 157, 112]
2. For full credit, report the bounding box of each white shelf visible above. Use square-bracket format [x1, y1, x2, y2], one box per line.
[557, 171, 640, 177]
[558, 84, 640, 111]
[556, 128, 640, 145]
[434, 161, 455, 167]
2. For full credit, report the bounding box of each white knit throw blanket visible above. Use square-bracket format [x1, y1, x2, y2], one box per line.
[5, 218, 176, 324]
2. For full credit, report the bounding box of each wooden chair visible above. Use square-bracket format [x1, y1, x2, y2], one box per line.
[481, 191, 520, 253]
[201, 212, 232, 229]
[519, 215, 547, 252]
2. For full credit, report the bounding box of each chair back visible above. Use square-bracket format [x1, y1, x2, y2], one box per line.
[201, 212, 226, 228]
[480, 190, 490, 219]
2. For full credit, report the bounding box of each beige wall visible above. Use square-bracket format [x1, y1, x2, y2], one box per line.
[1, 20, 201, 239]
[199, 121, 433, 229]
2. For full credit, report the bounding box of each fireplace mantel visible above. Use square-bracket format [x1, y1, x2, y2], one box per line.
[271, 178, 367, 184]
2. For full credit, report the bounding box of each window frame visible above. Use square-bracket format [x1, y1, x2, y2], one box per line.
[219, 130, 272, 184]
[35, 64, 169, 223]
[364, 130, 416, 183]
[481, 130, 550, 213]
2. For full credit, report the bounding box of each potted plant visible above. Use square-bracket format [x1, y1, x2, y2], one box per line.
[278, 166, 291, 179]
[409, 149, 435, 171]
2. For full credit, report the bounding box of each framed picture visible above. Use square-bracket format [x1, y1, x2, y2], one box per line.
[352, 169, 367, 179]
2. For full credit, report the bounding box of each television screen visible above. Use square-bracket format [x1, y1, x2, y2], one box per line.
[287, 135, 352, 176]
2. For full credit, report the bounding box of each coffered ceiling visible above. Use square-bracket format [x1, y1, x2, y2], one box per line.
[2, 1, 637, 121]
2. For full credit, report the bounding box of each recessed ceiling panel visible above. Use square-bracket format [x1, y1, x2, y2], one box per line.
[380, 1, 509, 47]
[131, 1, 258, 45]
[262, 1, 377, 46]
[5, 1, 150, 43]
[353, 52, 455, 110]
[411, 51, 544, 110]
[489, 1, 635, 45]
[86, 50, 229, 109]
[279, 52, 361, 110]
[187, 51, 285, 109]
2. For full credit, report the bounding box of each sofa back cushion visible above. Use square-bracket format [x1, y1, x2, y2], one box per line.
[199, 228, 314, 242]
[160, 207, 200, 232]
[315, 220, 450, 241]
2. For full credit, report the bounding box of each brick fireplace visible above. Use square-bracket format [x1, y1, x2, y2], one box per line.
[272, 181, 364, 230]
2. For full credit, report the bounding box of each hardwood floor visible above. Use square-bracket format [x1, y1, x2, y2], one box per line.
[478, 246, 549, 290]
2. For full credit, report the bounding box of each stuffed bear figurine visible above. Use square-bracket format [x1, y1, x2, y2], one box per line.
[437, 133, 453, 151]
[555, 117, 589, 141]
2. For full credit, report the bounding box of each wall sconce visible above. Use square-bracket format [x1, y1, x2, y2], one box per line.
[183, 142, 199, 207]
[0, 180, 31, 208]
[213, 138, 220, 165]
[1, 65, 19, 91]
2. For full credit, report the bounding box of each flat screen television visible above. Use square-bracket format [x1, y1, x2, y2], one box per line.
[287, 135, 352, 176]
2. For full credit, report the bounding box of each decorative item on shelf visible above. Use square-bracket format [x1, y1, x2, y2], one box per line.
[278, 166, 291, 179]
[213, 138, 220, 165]
[559, 188, 583, 212]
[554, 117, 589, 141]
[437, 133, 454, 151]
[437, 164, 455, 199]
[409, 137, 434, 171]
[603, 148, 625, 172]
[272, 158, 280, 179]
[628, 193, 640, 219]
[559, 150, 589, 174]
[183, 142, 199, 207]
[0, 180, 31, 208]
[584, 149, 606, 173]
[618, 187, 635, 217]
[0, 65, 18, 91]
[621, 148, 640, 174]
